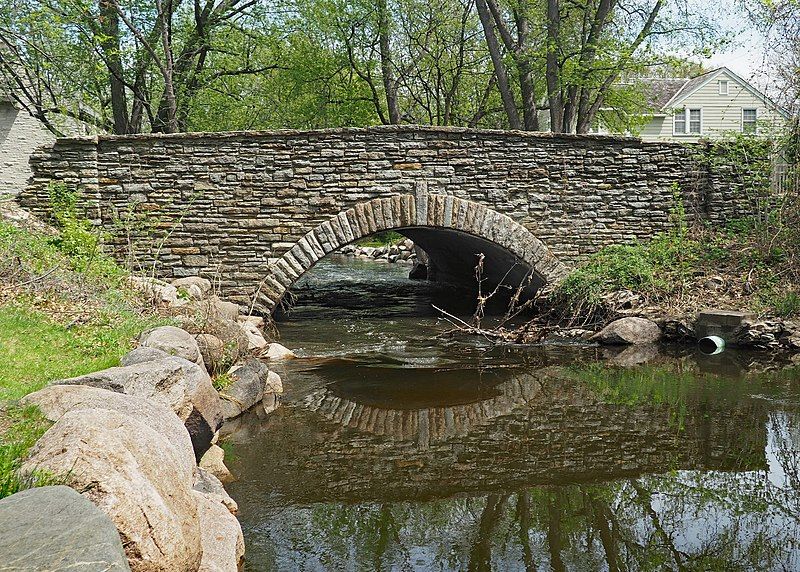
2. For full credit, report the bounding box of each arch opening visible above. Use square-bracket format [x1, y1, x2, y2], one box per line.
[255, 194, 568, 314]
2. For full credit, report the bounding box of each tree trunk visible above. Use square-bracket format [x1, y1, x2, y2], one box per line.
[475, 0, 521, 129]
[98, 0, 129, 134]
[154, 0, 178, 132]
[377, 0, 401, 124]
[545, 0, 563, 132]
[515, 14, 539, 131]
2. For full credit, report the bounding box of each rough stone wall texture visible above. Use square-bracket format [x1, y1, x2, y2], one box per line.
[0, 100, 55, 195]
[19, 126, 758, 308]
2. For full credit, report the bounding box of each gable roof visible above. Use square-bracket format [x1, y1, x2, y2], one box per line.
[634, 67, 790, 119]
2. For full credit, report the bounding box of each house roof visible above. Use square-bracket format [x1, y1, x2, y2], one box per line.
[640, 78, 689, 109]
[634, 67, 790, 118]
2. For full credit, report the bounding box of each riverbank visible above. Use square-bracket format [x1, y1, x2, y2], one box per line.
[453, 216, 800, 353]
[0, 200, 286, 570]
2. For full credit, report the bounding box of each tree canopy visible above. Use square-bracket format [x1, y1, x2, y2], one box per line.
[0, 0, 732, 134]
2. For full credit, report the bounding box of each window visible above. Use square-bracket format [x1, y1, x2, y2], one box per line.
[689, 109, 701, 133]
[673, 109, 686, 134]
[742, 108, 758, 133]
[719, 80, 729, 95]
[673, 108, 702, 135]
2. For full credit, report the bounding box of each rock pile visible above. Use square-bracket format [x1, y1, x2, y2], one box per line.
[338, 238, 416, 264]
[0, 275, 294, 571]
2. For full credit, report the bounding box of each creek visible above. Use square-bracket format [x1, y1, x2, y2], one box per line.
[226, 255, 800, 571]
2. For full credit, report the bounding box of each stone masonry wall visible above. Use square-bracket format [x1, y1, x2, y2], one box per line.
[19, 126, 754, 307]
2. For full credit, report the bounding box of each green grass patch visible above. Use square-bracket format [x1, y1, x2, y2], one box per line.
[212, 372, 235, 392]
[0, 304, 162, 401]
[0, 190, 170, 498]
[556, 230, 700, 309]
[0, 406, 59, 498]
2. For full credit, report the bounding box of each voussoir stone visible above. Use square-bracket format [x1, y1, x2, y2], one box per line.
[53, 356, 223, 459]
[0, 485, 131, 572]
[21, 409, 202, 572]
[139, 326, 206, 369]
[21, 384, 195, 474]
[592, 317, 662, 345]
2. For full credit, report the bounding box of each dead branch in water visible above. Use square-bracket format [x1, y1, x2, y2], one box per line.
[433, 254, 558, 344]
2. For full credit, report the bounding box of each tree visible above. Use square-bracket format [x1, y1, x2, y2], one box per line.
[0, 0, 275, 134]
[474, 0, 722, 133]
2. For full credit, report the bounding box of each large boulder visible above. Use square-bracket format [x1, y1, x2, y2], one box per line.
[193, 467, 237, 514]
[21, 384, 195, 475]
[139, 326, 205, 370]
[172, 277, 213, 300]
[263, 371, 284, 415]
[239, 320, 268, 352]
[592, 317, 661, 345]
[219, 359, 270, 419]
[174, 296, 240, 323]
[120, 346, 171, 367]
[53, 356, 223, 459]
[195, 333, 227, 375]
[176, 316, 249, 367]
[0, 485, 131, 571]
[195, 492, 245, 572]
[127, 276, 183, 308]
[199, 444, 233, 484]
[21, 409, 202, 572]
[264, 342, 296, 360]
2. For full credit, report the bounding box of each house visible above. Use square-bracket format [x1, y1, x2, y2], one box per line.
[0, 95, 55, 196]
[633, 67, 790, 142]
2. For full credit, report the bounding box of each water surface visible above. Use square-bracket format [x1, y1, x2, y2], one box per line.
[227, 256, 800, 571]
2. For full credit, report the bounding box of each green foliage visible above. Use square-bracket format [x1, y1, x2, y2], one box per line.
[557, 190, 699, 312]
[0, 303, 163, 403]
[557, 234, 699, 309]
[0, 406, 59, 499]
[212, 372, 235, 392]
[765, 290, 800, 317]
[0, 215, 168, 497]
[355, 231, 405, 247]
[47, 183, 117, 274]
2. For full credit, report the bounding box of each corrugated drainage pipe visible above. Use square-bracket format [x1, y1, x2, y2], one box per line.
[698, 335, 726, 355]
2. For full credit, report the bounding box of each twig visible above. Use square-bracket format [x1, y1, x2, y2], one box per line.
[9, 264, 61, 287]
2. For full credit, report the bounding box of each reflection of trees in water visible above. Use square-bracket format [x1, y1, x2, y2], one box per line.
[250, 413, 800, 571]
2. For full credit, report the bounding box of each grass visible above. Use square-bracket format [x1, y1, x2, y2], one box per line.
[554, 209, 800, 322]
[0, 406, 61, 498]
[0, 195, 168, 498]
[0, 303, 162, 402]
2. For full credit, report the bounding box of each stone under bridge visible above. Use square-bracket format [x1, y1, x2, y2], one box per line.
[19, 126, 753, 313]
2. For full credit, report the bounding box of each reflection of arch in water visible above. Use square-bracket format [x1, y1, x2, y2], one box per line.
[257, 194, 569, 312]
[299, 373, 545, 448]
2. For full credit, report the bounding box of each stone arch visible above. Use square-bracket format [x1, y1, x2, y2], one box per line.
[254, 194, 568, 312]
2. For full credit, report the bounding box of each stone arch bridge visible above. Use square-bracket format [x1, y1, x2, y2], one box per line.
[20, 126, 750, 313]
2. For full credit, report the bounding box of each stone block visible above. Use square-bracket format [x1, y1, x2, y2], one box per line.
[695, 309, 756, 341]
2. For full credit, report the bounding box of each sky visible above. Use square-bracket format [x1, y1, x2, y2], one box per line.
[700, 0, 774, 91]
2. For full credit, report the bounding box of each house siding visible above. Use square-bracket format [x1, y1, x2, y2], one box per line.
[0, 101, 54, 195]
[639, 69, 786, 142]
